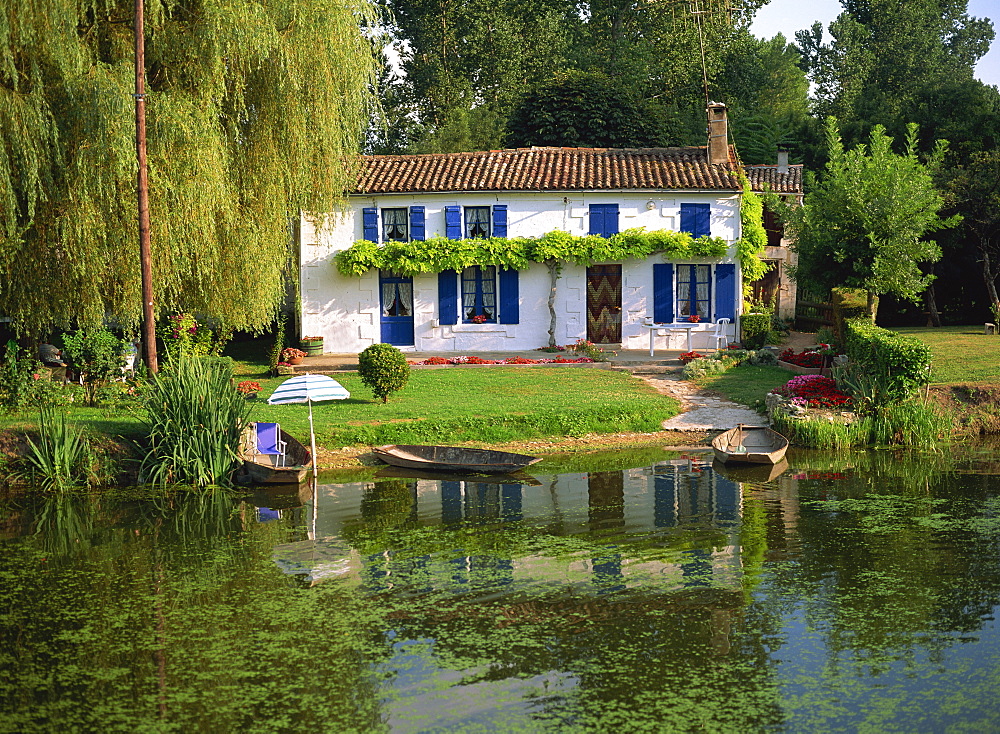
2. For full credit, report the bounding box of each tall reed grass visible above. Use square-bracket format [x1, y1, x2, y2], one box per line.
[139, 357, 251, 487]
[19, 406, 92, 490]
[772, 398, 946, 450]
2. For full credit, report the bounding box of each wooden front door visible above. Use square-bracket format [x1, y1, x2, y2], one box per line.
[586, 265, 622, 344]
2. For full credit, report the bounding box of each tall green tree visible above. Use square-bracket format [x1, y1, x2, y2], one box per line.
[0, 0, 380, 336]
[787, 118, 954, 311]
[795, 0, 995, 150]
[716, 33, 810, 164]
[376, 0, 574, 153]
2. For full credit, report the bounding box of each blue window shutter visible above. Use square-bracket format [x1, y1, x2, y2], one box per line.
[715, 263, 737, 321]
[438, 270, 458, 325]
[362, 207, 378, 242]
[445, 206, 461, 239]
[410, 206, 425, 241]
[492, 204, 508, 238]
[680, 203, 711, 237]
[498, 268, 519, 324]
[653, 263, 674, 323]
[589, 204, 619, 238]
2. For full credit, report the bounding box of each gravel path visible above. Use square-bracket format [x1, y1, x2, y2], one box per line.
[633, 371, 768, 431]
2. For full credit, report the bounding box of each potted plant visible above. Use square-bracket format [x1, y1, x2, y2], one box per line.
[688, 314, 701, 323]
[280, 347, 307, 365]
[300, 335, 324, 356]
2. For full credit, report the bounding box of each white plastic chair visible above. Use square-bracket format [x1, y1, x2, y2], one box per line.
[710, 318, 731, 349]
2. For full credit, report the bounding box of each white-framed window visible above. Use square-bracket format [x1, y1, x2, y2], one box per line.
[676, 264, 712, 319]
[465, 206, 491, 238]
[382, 208, 408, 242]
[461, 265, 496, 321]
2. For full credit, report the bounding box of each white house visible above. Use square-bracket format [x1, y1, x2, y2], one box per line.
[300, 104, 801, 354]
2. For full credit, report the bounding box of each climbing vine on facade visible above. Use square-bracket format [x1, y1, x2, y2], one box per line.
[335, 228, 730, 276]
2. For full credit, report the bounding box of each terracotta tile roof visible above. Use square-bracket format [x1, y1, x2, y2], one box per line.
[354, 146, 742, 194]
[744, 164, 803, 194]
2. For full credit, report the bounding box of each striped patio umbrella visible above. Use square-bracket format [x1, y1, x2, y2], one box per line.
[267, 374, 350, 473]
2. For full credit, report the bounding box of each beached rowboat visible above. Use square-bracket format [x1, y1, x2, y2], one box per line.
[711, 425, 789, 465]
[372, 444, 541, 474]
[235, 422, 312, 484]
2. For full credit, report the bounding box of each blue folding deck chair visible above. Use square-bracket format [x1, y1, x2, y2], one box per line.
[255, 422, 287, 467]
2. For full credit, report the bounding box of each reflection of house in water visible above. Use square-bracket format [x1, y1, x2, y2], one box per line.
[294, 459, 744, 593]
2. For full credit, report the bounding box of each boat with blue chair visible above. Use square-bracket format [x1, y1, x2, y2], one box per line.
[235, 422, 312, 484]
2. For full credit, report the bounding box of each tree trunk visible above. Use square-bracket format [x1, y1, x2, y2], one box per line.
[866, 290, 877, 320]
[546, 260, 559, 347]
[924, 285, 941, 327]
[981, 245, 1000, 318]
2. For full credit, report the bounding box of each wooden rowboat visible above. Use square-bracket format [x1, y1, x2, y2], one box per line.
[712, 458, 790, 483]
[374, 465, 542, 485]
[372, 444, 541, 474]
[711, 425, 788, 465]
[235, 423, 312, 485]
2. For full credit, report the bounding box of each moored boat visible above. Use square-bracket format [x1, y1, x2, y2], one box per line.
[375, 465, 542, 485]
[711, 425, 788, 465]
[372, 444, 541, 474]
[235, 422, 312, 484]
[712, 457, 790, 482]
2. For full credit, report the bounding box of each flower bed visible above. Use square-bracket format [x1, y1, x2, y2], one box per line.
[779, 347, 826, 368]
[679, 351, 707, 364]
[409, 355, 596, 366]
[773, 374, 851, 408]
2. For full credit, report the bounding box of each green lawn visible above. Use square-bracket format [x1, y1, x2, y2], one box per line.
[257, 367, 680, 446]
[894, 326, 1000, 384]
[692, 364, 794, 410]
[0, 354, 682, 448]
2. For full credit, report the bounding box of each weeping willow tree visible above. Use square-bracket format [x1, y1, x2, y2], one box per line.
[0, 0, 380, 335]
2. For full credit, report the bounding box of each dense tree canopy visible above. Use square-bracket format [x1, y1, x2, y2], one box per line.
[795, 0, 996, 152]
[0, 0, 380, 336]
[375, 0, 779, 154]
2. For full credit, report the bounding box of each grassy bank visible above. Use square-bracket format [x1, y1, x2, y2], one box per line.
[689, 363, 794, 410]
[894, 326, 1000, 384]
[0, 363, 682, 456]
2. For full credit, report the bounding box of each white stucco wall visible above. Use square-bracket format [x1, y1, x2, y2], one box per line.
[301, 191, 742, 353]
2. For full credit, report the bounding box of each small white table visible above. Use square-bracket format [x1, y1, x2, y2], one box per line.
[642, 322, 697, 356]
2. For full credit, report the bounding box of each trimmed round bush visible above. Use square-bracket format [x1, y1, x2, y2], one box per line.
[358, 343, 410, 403]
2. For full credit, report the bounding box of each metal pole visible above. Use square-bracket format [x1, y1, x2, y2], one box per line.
[135, 0, 158, 373]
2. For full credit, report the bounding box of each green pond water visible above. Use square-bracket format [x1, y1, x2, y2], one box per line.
[3, 446, 1000, 732]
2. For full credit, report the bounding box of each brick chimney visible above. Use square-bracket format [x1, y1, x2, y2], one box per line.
[707, 102, 728, 165]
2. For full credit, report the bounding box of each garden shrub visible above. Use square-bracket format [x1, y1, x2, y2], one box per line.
[0, 341, 43, 411]
[61, 328, 127, 406]
[749, 349, 778, 366]
[832, 288, 873, 343]
[843, 318, 931, 400]
[682, 357, 731, 380]
[740, 313, 771, 349]
[358, 344, 410, 403]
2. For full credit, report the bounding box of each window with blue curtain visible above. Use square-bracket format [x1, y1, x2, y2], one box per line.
[461, 265, 496, 321]
[381, 208, 408, 242]
[676, 265, 712, 319]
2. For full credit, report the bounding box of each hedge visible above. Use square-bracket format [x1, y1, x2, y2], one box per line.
[843, 318, 931, 397]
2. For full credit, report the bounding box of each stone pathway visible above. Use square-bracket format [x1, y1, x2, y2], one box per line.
[621, 366, 769, 432]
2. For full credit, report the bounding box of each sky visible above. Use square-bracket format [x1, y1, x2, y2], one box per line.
[750, 0, 1000, 88]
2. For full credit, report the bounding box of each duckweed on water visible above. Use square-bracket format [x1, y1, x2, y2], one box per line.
[4, 448, 1000, 731]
